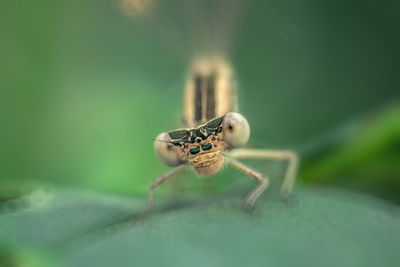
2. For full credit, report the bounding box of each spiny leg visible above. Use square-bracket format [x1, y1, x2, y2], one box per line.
[226, 149, 299, 199]
[147, 165, 186, 213]
[228, 158, 270, 209]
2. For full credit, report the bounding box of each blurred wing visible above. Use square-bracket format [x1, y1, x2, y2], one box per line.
[119, 0, 244, 60]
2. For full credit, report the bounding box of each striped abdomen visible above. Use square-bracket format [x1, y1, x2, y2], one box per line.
[183, 58, 237, 128]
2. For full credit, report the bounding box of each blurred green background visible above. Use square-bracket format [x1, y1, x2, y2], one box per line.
[1, 0, 400, 266]
[1, 0, 399, 201]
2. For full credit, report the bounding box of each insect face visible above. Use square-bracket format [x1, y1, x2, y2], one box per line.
[155, 113, 251, 175]
[169, 116, 227, 175]
[184, 130, 225, 176]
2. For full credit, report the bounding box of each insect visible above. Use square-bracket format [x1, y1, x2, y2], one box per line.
[148, 57, 299, 212]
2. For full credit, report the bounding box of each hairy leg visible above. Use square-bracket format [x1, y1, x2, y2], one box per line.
[228, 158, 270, 209]
[147, 165, 186, 213]
[226, 149, 299, 199]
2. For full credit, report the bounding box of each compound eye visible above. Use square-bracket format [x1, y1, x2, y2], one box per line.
[222, 112, 250, 148]
[154, 132, 183, 166]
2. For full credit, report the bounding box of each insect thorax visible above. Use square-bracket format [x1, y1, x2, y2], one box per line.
[183, 58, 237, 128]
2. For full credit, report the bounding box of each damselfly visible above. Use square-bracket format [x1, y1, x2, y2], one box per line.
[121, 0, 299, 212]
[149, 57, 299, 212]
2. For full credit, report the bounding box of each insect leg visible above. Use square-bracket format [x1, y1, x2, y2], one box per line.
[228, 158, 270, 209]
[147, 165, 186, 213]
[226, 149, 299, 199]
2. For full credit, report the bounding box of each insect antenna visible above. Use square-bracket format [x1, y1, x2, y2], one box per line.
[151, 138, 174, 145]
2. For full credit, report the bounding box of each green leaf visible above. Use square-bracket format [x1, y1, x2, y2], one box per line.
[301, 103, 400, 202]
[1, 185, 400, 267]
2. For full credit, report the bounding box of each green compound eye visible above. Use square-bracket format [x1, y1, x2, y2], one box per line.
[189, 146, 201, 155]
[201, 143, 212, 151]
